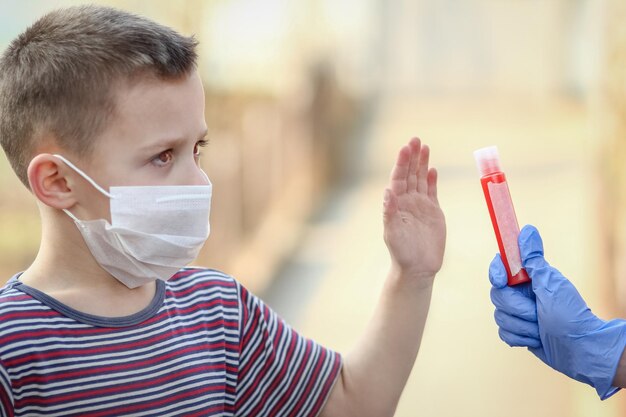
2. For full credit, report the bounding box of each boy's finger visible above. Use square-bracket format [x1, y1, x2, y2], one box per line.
[416, 144, 429, 193]
[406, 138, 420, 192]
[390, 145, 410, 194]
[382, 188, 398, 223]
[426, 168, 438, 203]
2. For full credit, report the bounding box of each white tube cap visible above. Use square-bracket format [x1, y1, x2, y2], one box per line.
[474, 146, 502, 177]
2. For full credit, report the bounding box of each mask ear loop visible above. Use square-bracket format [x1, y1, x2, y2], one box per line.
[200, 169, 211, 185]
[52, 154, 115, 224]
[62, 207, 82, 224]
[52, 154, 114, 198]
[197, 158, 211, 186]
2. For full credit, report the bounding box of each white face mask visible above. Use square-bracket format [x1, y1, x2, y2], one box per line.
[54, 154, 212, 289]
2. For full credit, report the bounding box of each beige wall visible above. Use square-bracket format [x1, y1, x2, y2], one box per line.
[379, 0, 600, 97]
[597, 1, 626, 412]
[599, 0, 626, 316]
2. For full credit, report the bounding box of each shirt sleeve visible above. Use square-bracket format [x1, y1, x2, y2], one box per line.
[234, 283, 342, 417]
[0, 360, 13, 417]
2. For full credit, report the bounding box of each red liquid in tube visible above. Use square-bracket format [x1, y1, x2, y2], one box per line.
[474, 146, 530, 286]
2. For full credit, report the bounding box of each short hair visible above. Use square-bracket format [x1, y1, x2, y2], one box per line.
[0, 5, 198, 187]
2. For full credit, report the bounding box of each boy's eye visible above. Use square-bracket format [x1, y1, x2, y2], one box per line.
[152, 150, 173, 167]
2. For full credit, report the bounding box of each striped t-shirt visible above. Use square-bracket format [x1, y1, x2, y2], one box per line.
[0, 268, 341, 416]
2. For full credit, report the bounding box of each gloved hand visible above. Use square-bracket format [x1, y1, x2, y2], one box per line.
[489, 225, 626, 399]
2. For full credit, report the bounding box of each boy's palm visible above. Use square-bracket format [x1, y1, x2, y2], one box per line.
[383, 138, 446, 280]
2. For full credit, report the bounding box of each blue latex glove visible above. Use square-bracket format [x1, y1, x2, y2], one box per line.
[489, 225, 626, 400]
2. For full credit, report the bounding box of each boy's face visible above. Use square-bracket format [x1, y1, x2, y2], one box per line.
[63, 69, 209, 221]
[89, 69, 208, 187]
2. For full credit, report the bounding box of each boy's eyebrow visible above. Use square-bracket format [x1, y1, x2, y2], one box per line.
[141, 129, 209, 152]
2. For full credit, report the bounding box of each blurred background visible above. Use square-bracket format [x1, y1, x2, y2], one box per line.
[1, 0, 626, 415]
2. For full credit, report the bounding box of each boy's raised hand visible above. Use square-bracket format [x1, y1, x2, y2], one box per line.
[383, 137, 446, 283]
[321, 138, 446, 417]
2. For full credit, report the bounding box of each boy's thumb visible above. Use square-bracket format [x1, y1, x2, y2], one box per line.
[518, 225, 550, 290]
[382, 188, 397, 222]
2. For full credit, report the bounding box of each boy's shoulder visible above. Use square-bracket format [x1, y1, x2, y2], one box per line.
[159, 267, 244, 303]
[0, 275, 46, 330]
[0, 274, 26, 303]
[168, 267, 238, 290]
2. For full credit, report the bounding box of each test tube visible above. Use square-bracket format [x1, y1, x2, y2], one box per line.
[474, 146, 530, 286]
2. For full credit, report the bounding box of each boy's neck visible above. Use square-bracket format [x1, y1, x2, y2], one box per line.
[19, 210, 157, 318]
[20, 260, 157, 318]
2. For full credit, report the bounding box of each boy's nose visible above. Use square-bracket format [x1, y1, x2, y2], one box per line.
[186, 165, 210, 186]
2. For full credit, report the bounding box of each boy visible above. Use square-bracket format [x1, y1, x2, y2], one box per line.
[0, 5, 446, 416]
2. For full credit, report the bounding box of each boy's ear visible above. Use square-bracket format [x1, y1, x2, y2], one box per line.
[27, 154, 77, 209]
